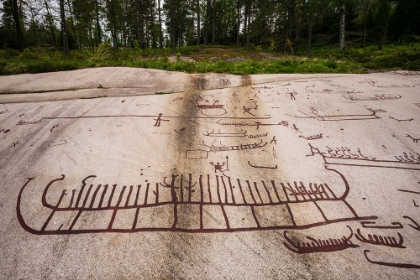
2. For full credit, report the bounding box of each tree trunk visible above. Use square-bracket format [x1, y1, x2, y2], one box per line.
[145, 3, 150, 48]
[10, 0, 25, 51]
[110, 1, 118, 49]
[236, 0, 240, 47]
[360, 0, 373, 47]
[138, 0, 145, 49]
[212, 0, 216, 45]
[89, 24, 94, 50]
[95, 0, 101, 46]
[123, 0, 128, 47]
[362, 12, 368, 47]
[306, 21, 312, 56]
[375, 0, 390, 50]
[246, 4, 251, 51]
[158, 0, 163, 48]
[243, 2, 248, 47]
[204, 0, 210, 45]
[339, 3, 345, 52]
[66, 0, 78, 49]
[60, 0, 69, 54]
[295, 19, 300, 51]
[146, 17, 149, 48]
[197, 0, 201, 45]
[170, 0, 176, 50]
[286, 2, 295, 53]
[44, 0, 56, 48]
[179, 23, 182, 47]
[150, 4, 156, 48]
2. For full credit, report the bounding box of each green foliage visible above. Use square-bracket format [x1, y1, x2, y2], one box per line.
[268, 39, 276, 52]
[90, 42, 113, 61]
[133, 40, 140, 51]
[0, 48, 20, 59]
[286, 38, 294, 54]
[176, 45, 203, 55]
[0, 44, 419, 76]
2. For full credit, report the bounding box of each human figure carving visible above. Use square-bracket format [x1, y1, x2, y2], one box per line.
[210, 162, 225, 173]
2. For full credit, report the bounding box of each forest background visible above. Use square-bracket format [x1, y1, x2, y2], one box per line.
[0, 0, 419, 75]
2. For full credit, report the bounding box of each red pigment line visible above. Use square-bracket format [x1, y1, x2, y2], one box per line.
[285, 203, 296, 227]
[199, 175, 204, 230]
[237, 179, 247, 204]
[75, 180, 87, 207]
[313, 201, 329, 221]
[360, 221, 403, 229]
[254, 182, 264, 204]
[69, 189, 76, 208]
[188, 174, 193, 203]
[108, 186, 126, 230]
[314, 184, 327, 199]
[221, 204, 230, 229]
[336, 200, 357, 218]
[246, 180, 257, 204]
[131, 187, 141, 229]
[155, 183, 159, 205]
[323, 183, 336, 198]
[303, 182, 315, 200]
[261, 181, 273, 203]
[144, 183, 150, 205]
[68, 210, 83, 231]
[170, 175, 179, 229]
[89, 184, 102, 208]
[81, 184, 94, 207]
[282, 183, 292, 202]
[216, 175, 222, 203]
[107, 184, 117, 207]
[43, 115, 271, 120]
[98, 185, 108, 208]
[271, 181, 281, 202]
[125, 185, 133, 207]
[364, 250, 420, 268]
[199, 176, 204, 202]
[41, 190, 66, 231]
[207, 174, 212, 203]
[308, 183, 318, 199]
[295, 182, 307, 201]
[132, 206, 140, 230]
[251, 205, 261, 228]
[134, 185, 141, 206]
[398, 189, 420, 195]
[325, 162, 420, 171]
[221, 176, 228, 204]
[227, 177, 236, 204]
[180, 174, 184, 203]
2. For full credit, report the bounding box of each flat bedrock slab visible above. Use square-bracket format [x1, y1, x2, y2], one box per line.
[0, 67, 392, 103]
[1, 68, 420, 280]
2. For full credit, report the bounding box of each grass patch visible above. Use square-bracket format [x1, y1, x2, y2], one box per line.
[0, 43, 418, 76]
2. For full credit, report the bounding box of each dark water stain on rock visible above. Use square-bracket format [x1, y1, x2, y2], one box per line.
[155, 76, 206, 278]
[241, 75, 253, 87]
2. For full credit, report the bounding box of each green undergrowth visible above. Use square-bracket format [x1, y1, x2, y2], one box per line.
[92, 57, 362, 74]
[308, 43, 420, 71]
[0, 43, 419, 76]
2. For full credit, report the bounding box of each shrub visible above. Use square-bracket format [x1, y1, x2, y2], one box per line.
[89, 42, 113, 61]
